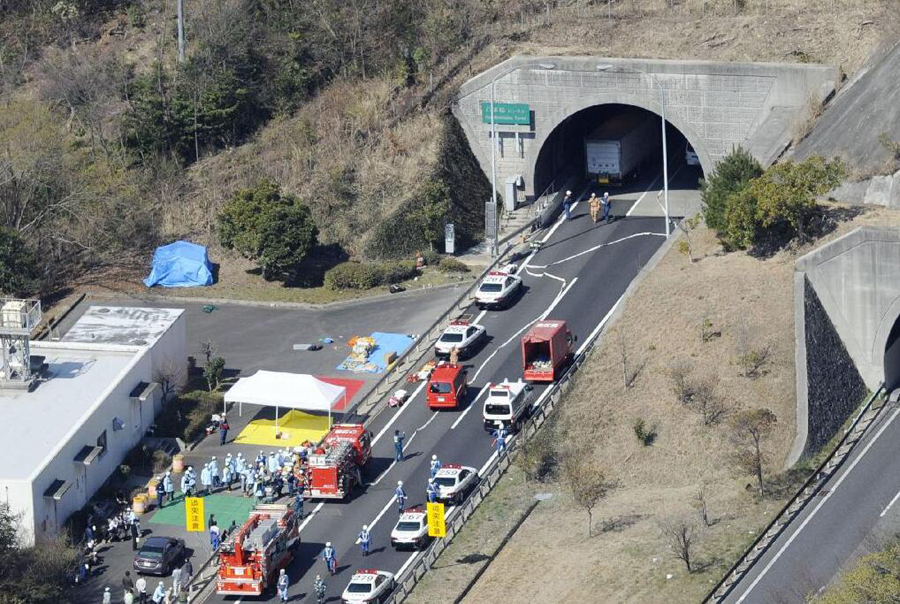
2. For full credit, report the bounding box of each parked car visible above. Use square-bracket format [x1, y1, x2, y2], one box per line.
[133, 536, 185, 576]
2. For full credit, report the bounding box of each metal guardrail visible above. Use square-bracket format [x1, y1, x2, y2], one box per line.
[383, 280, 614, 604]
[703, 384, 888, 603]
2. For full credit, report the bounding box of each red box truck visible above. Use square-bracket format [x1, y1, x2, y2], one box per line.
[521, 320, 574, 382]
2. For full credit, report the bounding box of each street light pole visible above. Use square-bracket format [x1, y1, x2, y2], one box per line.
[490, 79, 499, 257]
[659, 80, 670, 237]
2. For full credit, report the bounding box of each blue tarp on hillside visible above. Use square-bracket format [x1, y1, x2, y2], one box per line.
[143, 241, 214, 288]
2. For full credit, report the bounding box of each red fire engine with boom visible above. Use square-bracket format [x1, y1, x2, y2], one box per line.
[303, 423, 372, 499]
[215, 503, 300, 597]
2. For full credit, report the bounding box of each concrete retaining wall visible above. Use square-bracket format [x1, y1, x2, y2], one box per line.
[827, 169, 900, 208]
[801, 277, 867, 455]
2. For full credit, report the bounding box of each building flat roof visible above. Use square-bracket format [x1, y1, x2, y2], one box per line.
[0, 342, 138, 482]
[62, 306, 183, 347]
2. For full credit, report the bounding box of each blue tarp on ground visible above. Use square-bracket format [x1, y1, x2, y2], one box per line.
[143, 241, 214, 288]
[337, 332, 415, 373]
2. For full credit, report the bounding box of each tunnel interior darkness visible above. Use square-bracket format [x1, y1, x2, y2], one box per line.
[533, 104, 695, 196]
[885, 317, 900, 389]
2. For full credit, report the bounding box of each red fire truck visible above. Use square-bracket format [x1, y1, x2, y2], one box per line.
[303, 424, 373, 499]
[215, 504, 300, 597]
[521, 320, 574, 382]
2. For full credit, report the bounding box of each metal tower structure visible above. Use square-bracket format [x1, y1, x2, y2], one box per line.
[0, 299, 42, 390]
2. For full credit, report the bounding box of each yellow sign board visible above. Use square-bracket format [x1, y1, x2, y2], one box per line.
[185, 497, 205, 532]
[426, 502, 446, 538]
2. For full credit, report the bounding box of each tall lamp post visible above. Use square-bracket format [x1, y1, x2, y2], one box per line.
[596, 64, 670, 237]
[487, 62, 557, 257]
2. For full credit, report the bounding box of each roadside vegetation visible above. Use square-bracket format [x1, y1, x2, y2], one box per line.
[813, 539, 900, 604]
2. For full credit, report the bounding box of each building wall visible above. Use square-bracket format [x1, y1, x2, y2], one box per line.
[455, 56, 838, 198]
[0, 481, 35, 543]
[148, 310, 188, 399]
[28, 347, 156, 544]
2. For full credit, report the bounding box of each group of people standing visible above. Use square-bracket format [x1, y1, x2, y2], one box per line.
[561, 189, 612, 223]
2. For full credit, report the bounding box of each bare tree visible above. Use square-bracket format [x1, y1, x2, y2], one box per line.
[200, 339, 217, 366]
[729, 408, 778, 497]
[669, 359, 694, 404]
[690, 375, 729, 426]
[561, 456, 610, 537]
[153, 357, 187, 402]
[617, 326, 643, 390]
[692, 485, 713, 527]
[660, 517, 698, 573]
[736, 344, 771, 378]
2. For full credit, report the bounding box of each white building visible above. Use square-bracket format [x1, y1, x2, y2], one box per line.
[0, 306, 185, 544]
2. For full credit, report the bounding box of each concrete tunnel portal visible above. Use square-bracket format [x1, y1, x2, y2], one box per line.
[532, 103, 700, 196]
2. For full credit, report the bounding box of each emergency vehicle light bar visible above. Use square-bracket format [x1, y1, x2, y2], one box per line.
[356, 569, 379, 575]
[443, 463, 462, 469]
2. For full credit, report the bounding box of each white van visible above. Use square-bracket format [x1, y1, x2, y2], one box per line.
[685, 142, 700, 166]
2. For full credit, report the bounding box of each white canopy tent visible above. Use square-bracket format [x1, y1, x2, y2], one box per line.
[223, 370, 346, 432]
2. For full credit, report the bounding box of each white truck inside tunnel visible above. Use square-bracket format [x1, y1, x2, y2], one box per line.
[532, 104, 702, 196]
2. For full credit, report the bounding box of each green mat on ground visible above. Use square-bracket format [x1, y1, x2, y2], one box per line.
[148, 493, 256, 530]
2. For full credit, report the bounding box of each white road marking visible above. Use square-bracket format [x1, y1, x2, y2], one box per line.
[735, 405, 900, 603]
[396, 551, 419, 577]
[881, 488, 900, 518]
[298, 502, 325, 532]
[474, 309, 487, 324]
[371, 413, 441, 486]
[625, 175, 661, 217]
[371, 380, 428, 446]
[367, 493, 401, 534]
[576, 294, 624, 356]
[540, 277, 578, 319]
[527, 232, 666, 270]
[451, 384, 490, 430]
[479, 450, 499, 477]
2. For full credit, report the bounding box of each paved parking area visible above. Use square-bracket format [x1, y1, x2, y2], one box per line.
[66, 287, 464, 604]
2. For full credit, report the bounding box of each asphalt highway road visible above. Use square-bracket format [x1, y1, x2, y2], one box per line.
[722, 396, 900, 604]
[204, 167, 696, 603]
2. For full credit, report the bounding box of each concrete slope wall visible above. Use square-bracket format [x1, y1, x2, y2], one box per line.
[455, 56, 838, 199]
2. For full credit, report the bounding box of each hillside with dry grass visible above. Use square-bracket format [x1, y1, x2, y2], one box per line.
[3, 0, 898, 303]
[409, 204, 900, 604]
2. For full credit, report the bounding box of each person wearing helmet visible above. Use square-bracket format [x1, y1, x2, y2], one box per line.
[562, 190, 574, 221]
[426, 477, 438, 503]
[395, 481, 407, 513]
[357, 524, 371, 557]
[429, 454, 442, 478]
[314, 574, 327, 604]
[322, 542, 337, 575]
[277, 568, 289, 603]
[589, 192, 600, 223]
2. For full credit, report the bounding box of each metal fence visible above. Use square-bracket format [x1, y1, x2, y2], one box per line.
[383, 284, 610, 604]
[703, 384, 888, 602]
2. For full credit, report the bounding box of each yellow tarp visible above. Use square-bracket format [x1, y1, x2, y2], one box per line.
[234, 409, 331, 447]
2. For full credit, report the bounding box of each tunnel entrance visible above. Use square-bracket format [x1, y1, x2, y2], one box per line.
[533, 104, 702, 197]
[885, 317, 900, 389]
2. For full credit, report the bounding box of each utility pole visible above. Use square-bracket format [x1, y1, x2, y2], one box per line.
[489, 80, 499, 258]
[177, 0, 185, 63]
[660, 80, 670, 237]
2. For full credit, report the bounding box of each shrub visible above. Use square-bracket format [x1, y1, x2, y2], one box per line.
[324, 262, 384, 290]
[421, 249, 441, 266]
[436, 257, 470, 273]
[152, 450, 172, 474]
[380, 260, 418, 284]
[154, 390, 223, 443]
[633, 418, 657, 446]
[324, 261, 419, 290]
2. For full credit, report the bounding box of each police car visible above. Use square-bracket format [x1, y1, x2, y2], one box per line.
[434, 320, 486, 359]
[433, 464, 479, 505]
[474, 267, 522, 309]
[341, 569, 395, 603]
[390, 508, 431, 550]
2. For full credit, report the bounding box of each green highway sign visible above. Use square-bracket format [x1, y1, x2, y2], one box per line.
[481, 102, 531, 125]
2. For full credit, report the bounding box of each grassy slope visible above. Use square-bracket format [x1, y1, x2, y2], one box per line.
[412, 205, 900, 604]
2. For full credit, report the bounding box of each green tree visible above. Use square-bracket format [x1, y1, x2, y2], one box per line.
[750, 156, 844, 242]
[0, 228, 38, 296]
[416, 179, 451, 251]
[723, 187, 760, 251]
[219, 181, 319, 281]
[204, 356, 226, 392]
[700, 146, 763, 235]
